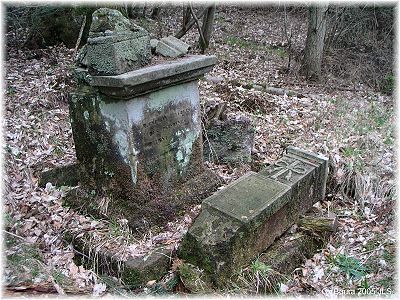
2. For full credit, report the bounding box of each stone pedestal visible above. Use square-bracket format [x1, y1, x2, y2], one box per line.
[69, 55, 219, 230]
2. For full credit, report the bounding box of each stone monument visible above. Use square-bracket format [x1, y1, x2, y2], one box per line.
[179, 146, 329, 286]
[68, 8, 220, 231]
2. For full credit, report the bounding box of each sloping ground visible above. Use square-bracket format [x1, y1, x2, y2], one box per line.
[3, 5, 395, 296]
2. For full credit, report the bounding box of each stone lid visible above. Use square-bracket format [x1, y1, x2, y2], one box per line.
[87, 55, 217, 99]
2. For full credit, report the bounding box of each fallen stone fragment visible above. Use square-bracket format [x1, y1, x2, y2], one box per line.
[178, 262, 214, 293]
[150, 39, 159, 53]
[156, 36, 190, 58]
[86, 8, 151, 76]
[257, 209, 337, 277]
[203, 113, 255, 165]
[38, 163, 79, 187]
[204, 75, 224, 84]
[298, 212, 338, 233]
[66, 231, 173, 287]
[259, 231, 321, 276]
[178, 146, 328, 287]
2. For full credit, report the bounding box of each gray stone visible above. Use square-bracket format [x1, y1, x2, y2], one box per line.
[85, 8, 151, 76]
[90, 8, 131, 33]
[38, 163, 79, 187]
[178, 147, 328, 286]
[66, 230, 173, 286]
[156, 36, 190, 58]
[68, 54, 219, 231]
[204, 114, 255, 165]
[204, 75, 224, 84]
[252, 84, 264, 91]
[150, 38, 159, 53]
[89, 55, 217, 98]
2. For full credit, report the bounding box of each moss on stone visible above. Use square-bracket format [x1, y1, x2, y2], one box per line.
[178, 262, 214, 293]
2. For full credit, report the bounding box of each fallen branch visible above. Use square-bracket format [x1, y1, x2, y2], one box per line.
[230, 80, 304, 97]
[4, 230, 26, 241]
[298, 213, 338, 233]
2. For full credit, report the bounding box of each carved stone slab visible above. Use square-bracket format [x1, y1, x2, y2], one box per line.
[178, 147, 328, 286]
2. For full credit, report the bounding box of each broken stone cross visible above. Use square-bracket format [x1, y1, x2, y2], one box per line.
[178, 146, 328, 286]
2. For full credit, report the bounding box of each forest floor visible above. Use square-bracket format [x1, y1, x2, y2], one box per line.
[3, 5, 396, 297]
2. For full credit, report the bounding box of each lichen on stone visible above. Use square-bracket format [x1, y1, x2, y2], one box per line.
[90, 8, 131, 33]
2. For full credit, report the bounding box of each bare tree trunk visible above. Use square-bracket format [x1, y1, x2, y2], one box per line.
[189, 4, 206, 53]
[300, 4, 329, 80]
[182, 4, 191, 27]
[199, 4, 216, 51]
[174, 8, 207, 39]
[150, 6, 161, 19]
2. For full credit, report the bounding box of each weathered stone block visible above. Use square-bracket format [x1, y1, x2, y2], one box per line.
[38, 163, 79, 187]
[156, 36, 190, 58]
[204, 114, 255, 165]
[68, 55, 219, 231]
[86, 8, 151, 76]
[70, 81, 202, 192]
[178, 147, 328, 286]
[66, 230, 173, 287]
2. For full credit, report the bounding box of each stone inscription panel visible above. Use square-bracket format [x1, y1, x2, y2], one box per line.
[142, 104, 192, 150]
[204, 173, 290, 223]
[138, 95, 200, 176]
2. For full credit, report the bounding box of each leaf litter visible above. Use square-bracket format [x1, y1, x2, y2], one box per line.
[3, 4, 396, 296]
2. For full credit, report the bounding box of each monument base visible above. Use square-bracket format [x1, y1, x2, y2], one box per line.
[64, 167, 222, 233]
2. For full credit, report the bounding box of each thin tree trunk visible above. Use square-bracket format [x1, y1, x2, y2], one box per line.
[150, 6, 160, 19]
[174, 8, 207, 39]
[182, 4, 191, 27]
[199, 4, 216, 51]
[300, 4, 329, 80]
[189, 4, 206, 53]
[74, 15, 86, 57]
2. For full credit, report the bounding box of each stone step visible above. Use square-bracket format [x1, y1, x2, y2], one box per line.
[66, 229, 173, 288]
[178, 146, 328, 287]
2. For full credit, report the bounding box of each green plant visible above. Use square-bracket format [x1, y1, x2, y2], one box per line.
[384, 136, 394, 145]
[266, 47, 288, 58]
[383, 249, 395, 264]
[380, 73, 394, 95]
[225, 36, 257, 49]
[7, 86, 16, 95]
[52, 270, 69, 286]
[342, 147, 355, 158]
[358, 277, 369, 289]
[235, 259, 285, 294]
[330, 254, 368, 279]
